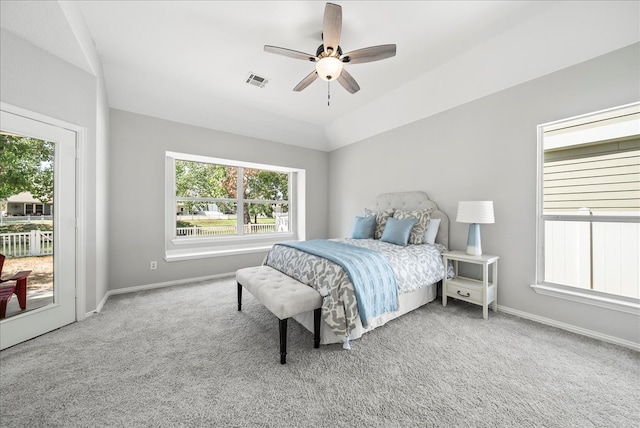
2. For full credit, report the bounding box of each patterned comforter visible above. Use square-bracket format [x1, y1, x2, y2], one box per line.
[264, 239, 446, 342]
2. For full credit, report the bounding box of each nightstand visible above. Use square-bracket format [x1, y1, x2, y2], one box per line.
[442, 250, 499, 320]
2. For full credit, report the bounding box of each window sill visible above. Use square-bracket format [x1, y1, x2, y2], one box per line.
[166, 232, 298, 262]
[530, 283, 640, 315]
[165, 244, 275, 262]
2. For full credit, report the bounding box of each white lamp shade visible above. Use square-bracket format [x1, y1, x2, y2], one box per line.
[456, 201, 495, 224]
[315, 56, 343, 81]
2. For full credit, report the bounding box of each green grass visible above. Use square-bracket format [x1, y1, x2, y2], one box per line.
[0, 222, 54, 234]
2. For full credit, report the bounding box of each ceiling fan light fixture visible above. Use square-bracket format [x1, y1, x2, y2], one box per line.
[265, 2, 396, 96]
[315, 56, 343, 81]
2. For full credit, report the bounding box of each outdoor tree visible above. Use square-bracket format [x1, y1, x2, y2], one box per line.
[175, 161, 234, 214]
[245, 169, 288, 223]
[175, 161, 289, 225]
[0, 134, 54, 203]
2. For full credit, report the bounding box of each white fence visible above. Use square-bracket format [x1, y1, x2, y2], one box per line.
[544, 220, 639, 299]
[176, 223, 277, 237]
[0, 230, 54, 257]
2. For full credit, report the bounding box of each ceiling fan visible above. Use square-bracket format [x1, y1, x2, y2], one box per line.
[264, 2, 396, 97]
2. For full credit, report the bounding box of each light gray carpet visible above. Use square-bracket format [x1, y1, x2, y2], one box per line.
[1, 276, 638, 427]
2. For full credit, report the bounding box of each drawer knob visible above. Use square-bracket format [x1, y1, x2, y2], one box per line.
[457, 290, 471, 298]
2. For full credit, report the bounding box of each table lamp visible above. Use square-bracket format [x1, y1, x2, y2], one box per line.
[456, 201, 495, 256]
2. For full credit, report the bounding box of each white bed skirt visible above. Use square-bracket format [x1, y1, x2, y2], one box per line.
[292, 282, 439, 345]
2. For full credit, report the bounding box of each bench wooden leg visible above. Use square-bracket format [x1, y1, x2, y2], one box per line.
[0, 299, 7, 319]
[279, 318, 287, 364]
[15, 278, 27, 310]
[0, 286, 16, 319]
[313, 308, 321, 349]
[237, 282, 242, 311]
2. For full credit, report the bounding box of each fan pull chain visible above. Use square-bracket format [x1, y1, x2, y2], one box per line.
[327, 81, 330, 107]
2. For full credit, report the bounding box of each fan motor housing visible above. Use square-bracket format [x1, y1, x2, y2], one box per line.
[316, 44, 342, 59]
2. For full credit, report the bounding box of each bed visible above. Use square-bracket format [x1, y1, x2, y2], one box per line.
[263, 191, 449, 347]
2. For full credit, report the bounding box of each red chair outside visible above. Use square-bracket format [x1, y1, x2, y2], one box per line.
[0, 254, 32, 319]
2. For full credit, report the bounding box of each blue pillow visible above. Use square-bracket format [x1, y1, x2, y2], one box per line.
[350, 215, 376, 239]
[380, 217, 417, 246]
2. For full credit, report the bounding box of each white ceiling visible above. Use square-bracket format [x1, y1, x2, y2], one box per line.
[1, 1, 638, 151]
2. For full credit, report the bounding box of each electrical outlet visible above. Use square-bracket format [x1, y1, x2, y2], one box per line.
[150, 261, 157, 270]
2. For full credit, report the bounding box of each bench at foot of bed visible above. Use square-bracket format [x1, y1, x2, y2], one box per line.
[236, 265, 323, 364]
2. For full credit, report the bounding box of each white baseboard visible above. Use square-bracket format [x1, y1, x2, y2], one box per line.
[498, 305, 640, 352]
[88, 272, 236, 317]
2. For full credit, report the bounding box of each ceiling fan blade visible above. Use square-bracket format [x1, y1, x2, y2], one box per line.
[322, 3, 342, 54]
[337, 68, 360, 94]
[293, 70, 319, 92]
[341, 44, 397, 64]
[264, 45, 317, 62]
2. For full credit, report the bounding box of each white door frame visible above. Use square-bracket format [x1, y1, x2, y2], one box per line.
[0, 102, 86, 323]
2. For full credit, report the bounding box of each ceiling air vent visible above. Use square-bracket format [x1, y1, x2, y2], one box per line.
[246, 72, 268, 88]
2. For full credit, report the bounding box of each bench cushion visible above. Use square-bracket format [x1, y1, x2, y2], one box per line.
[237, 266, 322, 320]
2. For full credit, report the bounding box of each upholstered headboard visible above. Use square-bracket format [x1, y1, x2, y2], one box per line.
[373, 191, 449, 249]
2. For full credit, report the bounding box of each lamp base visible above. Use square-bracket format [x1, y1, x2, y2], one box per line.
[466, 223, 482, 256]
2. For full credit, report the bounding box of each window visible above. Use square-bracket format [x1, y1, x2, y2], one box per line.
[165, 152, 305, 261]
[533, 102, 640, 313]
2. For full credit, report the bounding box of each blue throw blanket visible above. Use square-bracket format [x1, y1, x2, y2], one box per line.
[277, 240, 398, 325]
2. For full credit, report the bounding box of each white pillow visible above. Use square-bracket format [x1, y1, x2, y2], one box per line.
[424, 218, 441, 245]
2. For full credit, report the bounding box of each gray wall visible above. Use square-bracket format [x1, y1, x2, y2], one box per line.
[328, 43, 640, 345]
[108, 109, 329, 290]
[0, 29, 110, 314]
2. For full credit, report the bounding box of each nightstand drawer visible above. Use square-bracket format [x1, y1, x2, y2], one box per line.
[442, 251, 499, 320]
[446, 285, 482, 304]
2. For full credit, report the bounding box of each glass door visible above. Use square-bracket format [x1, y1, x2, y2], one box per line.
[0, 110, 76, 350]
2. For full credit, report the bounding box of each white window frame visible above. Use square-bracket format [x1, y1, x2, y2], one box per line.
[531, 102, 640, 315]
[164, 152, 306, 261]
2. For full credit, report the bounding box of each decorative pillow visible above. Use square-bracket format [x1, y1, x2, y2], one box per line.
[380, 217, 417, 247]
[364, 208, 395, 239]
[393, 208, 432, 244]
[350, 215, 376, 239]
[424, 218, 441, 245]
